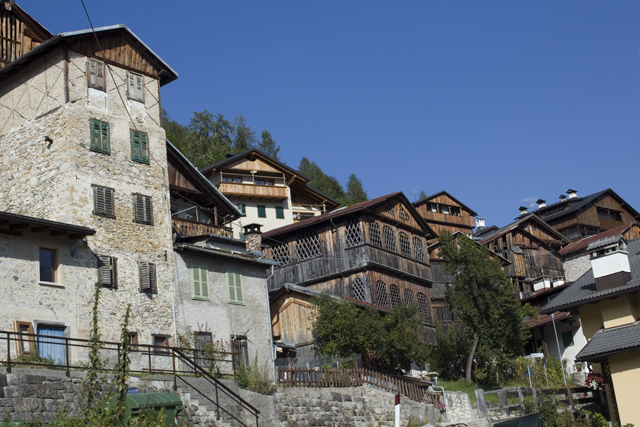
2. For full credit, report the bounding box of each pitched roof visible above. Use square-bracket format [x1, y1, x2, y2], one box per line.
[0, 211, 95, 236]
[413, 190, 478, 216]
[540, 238, 640, 314]
[529, 189, 640, 224]
[0, 1, 52, 41]
[0, 24, 178, 86]
[478, 213, 570, 246]
[575, 321, 640, 362]
[262, 192, 438, 239]
[559, 221, 638, 256]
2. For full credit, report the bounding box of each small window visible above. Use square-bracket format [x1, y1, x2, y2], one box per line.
[152, 335, 169, 353]
[345, 218, 364, 247]
[139, 261, 157, 293]
[369, 222, 382, 247]
[383, 226, 397, 252]
[440, 205, 450, 215]
[130, 130, 149, 164]
[295, 231, 322, 260]
[87, 59, 105, 91]
[257, 205, 266, 218]
[127, 71, 144, 102]
[412, 237, 424, 262]
[190, 264, 209, 300]
[352, 278, 367, 302]
[428, 203, 437, 213]
[133, 194, 153, 225]
[128, 332, 139, 350]
[275, 206, 285, 219]
[389, 284, 402, 308]
[90, 119, 110, 154]
[272, 243, 291, 265]
[15, 321, 34, 355]
[97, 255, 117, 288]
[39, 248, 57, 283]
[226, 270, 244, 305]
[375, 281, 389, 307]
[93, 185, 115, 218]
[399, 232, 411, 257]
[223, 176, 242, 184]
[404, 289, 415, 306]
[450, 206, 461, 216]
[561, 330, 574, 347]
[255, 178, 274, 186]
[232, 335, 249, 367]
[236, 203, 246, 215]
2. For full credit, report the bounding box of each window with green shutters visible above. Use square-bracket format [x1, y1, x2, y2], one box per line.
[226, 270, 244, 305]
[276, 206, 284, 219]
[130, 130, 149, 164]
[90, 119, 110, 154]
[190, 265, 209, 300]
[257, 205, 266, 218]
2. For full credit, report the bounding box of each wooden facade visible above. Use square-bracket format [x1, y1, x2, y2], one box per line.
[0, 1, 51, 69]
[414, 191, 477, 244]
[264, 193, 438, 346]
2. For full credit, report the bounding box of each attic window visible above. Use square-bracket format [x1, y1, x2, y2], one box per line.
[450, 207, 461, 216]
[597, 208, 622, 222]
[127, 72, 144, 103]
[398, 207, 410, 222]
[384, 204, 395, 217]
[88, 59, 105, 91]
[345, 218, 364, 247]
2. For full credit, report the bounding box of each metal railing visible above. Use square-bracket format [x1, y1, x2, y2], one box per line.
[1, 330, 259, 426]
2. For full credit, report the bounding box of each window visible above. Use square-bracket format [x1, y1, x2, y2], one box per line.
[255, 178, 274, 186]
[562, 330, 574, 347]
[412, 237, 424, 262]
[428, 203, 437, 213]
[195, 332, 212, 368]
[352, 278, 367, 302]
[127, 71, 144, 102]
[383, 226, 397, 252]
[236, 203, 246, 215]
[389, 284, 402, 308]
[276, 206, 285, 219]
[295, 231, 322, 260]
[133, 194, 153, 225]
[375, 281, 389, 307]
[345, 218, 364, 247]
[450, 207, 461, 216]
[87, 59, 105, 91]
[152, 335, 169, 353]
[128, 332, 139, 350]
[417, 293, 431, 324]
[97, 255, 117, 288]
[398, 207, 410, 222]
[93, 185, 115, 218]
[130, 130, 149, 164]
[369, 222, 382, 247]
[597, 208, 622, 222]
[15, 321, 34, 355]
[190, 264, 209, 300]
[404, 289, 415, 306]
[39, 248, 57, 283]
[232, 335, 249, 367]
[139, 261, 157, 293]
[384, 204, 396, 216]
[90, 119, 110, 154]
[440, 205, 450, 215]
[226, 270, 244, 305]
[223, 176, 242, 184]
[272, 243, 291, 265]
[399, 232, 411, 257]
[257, 205, 266, 218]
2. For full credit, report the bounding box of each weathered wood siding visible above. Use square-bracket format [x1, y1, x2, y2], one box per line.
[549, 196, 636, 233]
[271, 292, 314, 345]
[0, 7, 47, 68]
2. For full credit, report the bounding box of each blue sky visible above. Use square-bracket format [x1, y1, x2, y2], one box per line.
[26, 0, 640, 227]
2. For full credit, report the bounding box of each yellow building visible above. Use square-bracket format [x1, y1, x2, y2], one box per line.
[541, 235, 640, 425]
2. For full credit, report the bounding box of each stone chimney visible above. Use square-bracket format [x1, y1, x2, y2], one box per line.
[475, 218, 485, 229]
[537, 199, 546, 209]
[519, 206, 529, 216]
[559, 195, 567, 202]
[242, 223, 263, 256]
[567, 189, 578, 199]
[588, 236, 631, 292]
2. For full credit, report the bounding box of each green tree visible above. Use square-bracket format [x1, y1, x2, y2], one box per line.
[345, 174, 368, 205]
[311, 294, 428, 372]
[439, 231, 531, 382]
[258, 129, 281, 160]
[419, 190, 428, 201]
[162, 109, 189, 152]
[185, 110, 234, 168]
[298, 157, 346, 202]
[232, 115, 258, 153]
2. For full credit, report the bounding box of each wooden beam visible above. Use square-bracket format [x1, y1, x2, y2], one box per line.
[9, 224, 28, 230]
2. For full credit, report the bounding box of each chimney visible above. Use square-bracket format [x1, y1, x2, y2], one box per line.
[567, 189, 578, 199]
[588, 236, 631, 292]
[475, 218, 485, 229]
[559, 195, 567, 202]
[519, 206, 529, 216]
[536, 199, 546, 209]
[242, 223, 263, 256]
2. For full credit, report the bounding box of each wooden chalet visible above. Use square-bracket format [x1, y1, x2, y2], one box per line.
[528, 189, 640, 242]
[413, 191, 478, 244]
[0, 0, 52, 69]
[476, 213, 570, 300]
[201, 149, 339, 238]
[262, 192, 439, 345]
[167, 141, 241, 239]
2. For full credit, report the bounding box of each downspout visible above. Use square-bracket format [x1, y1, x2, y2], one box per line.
[551, 312, 568, 386]
[265, 265, 277, 381]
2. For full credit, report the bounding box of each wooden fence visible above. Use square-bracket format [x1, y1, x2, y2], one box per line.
[276, 366, 442, 406]
[475, 386, 602, 419]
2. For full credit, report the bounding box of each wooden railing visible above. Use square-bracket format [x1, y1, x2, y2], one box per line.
[276, 366, 442, 406]
[172, 218, 232, 238]
[218, 182, 288, 199]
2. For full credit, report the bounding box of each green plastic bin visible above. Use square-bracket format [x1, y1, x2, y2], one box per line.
[122, 392, 184, 426]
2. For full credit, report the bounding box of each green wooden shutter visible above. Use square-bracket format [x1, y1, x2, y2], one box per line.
[234, 273, 243, 303]
[191, 267, 201, 298]
[140, 132, 149, 163]
[226, 271, 236, 302]
[226, 271, 243, 304]
[200, 267, 209, 299]
[101, 121, 110, 154]
[91, 120, 100, 151]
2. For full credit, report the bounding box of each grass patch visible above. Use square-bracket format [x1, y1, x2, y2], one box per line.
[436, 379, 533, 406]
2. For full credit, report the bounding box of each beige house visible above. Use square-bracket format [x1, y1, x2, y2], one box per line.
[541, 235, 640, 425]
[201, 149, 340, 239]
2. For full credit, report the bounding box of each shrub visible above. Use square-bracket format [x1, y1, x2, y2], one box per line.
[235, 352, 276, 395]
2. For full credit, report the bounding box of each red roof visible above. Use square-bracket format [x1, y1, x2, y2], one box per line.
[559, 222, 637, 256]
[263, 192, 436, 238]
[525, 311, 571, 328]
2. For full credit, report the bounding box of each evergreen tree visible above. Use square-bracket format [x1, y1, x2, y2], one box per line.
[231, 115, 258, 153]
[162, 109, 189, 152]
[345, 174, 368, 205]
[258, 129, 281, 160]
[419, 190, 428, 201]
[185, 110, 234, 168]
[298, 157, 346, 202]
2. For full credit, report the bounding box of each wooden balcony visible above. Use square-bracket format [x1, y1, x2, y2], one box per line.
[218, 183, 288, 200]
[172, 218, 232, 238]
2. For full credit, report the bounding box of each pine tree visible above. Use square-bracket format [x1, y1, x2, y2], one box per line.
[419, 190, 428, 201]
[231, 115, 258, 153]
[258, 129, 281, 160]
[345, 174, 368, 205]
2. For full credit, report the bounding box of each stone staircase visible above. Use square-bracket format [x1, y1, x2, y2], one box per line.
[174, 378, 241, 427]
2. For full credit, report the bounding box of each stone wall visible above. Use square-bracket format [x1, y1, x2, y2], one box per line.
[563, 253, 591, 283]
[443, 391, 475, 423]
